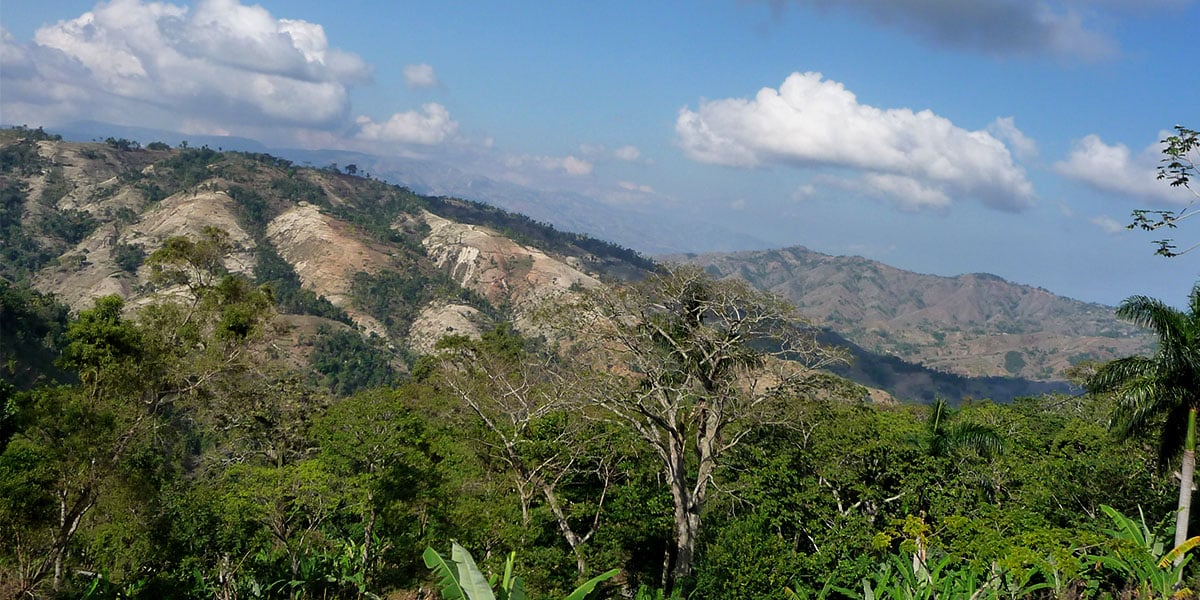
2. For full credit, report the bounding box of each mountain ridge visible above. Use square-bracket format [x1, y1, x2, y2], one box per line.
[668, 245, 1151, 381]
[0, 128, 1143, 401]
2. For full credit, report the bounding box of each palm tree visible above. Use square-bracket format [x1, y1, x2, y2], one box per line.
[924, 398, 1004, 458]
[1086, 284, 1200, 559]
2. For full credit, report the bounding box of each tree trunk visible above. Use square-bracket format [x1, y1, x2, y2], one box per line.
[1175, 407, 1196, 566]
[666, 436, 700, 589]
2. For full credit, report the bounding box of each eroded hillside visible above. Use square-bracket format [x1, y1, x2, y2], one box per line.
[0, 130, 642, 391]
[673, 246, 1151, 380]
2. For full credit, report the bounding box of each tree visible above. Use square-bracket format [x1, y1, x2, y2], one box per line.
[430, 326, 621, 578]
[561, 266, 845, 588]
[923, 399, 1004, 458]
[1086, 283, 1200, 564]
[1129, 125, 1199, 257]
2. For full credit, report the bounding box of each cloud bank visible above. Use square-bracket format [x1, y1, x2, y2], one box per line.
[1, 0, 370, 133]
[0, 0, 458, 149]
[775, 0, 1131, 60]
[1055, 133, 1194, 204]
[676, 71, 1034, 211]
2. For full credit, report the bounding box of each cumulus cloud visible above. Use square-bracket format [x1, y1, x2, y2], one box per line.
[1055, 133, 1193, 204]
[355, 103, 458, 145]
[774, 0, 1119, 60]
[402, 63, 439, 88]
[614, 145, 641, 161]
[1090, 215, 1126, 234]
[676, 71, 1034, 212]
[988, 117, 1039, 161]
[505, 154, 594, 177]
[0, 0, 384, 140]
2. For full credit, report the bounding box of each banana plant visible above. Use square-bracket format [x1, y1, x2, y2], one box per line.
[1086, 504, 1200, 599]
[423, 542, 618, 600]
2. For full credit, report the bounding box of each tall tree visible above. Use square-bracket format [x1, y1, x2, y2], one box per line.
[923, 399, 1004, 458]
[1129, 125, 1199, 257]
[562, 266, 845, 588]
[431, 325, 621, 578]
[1086, 283, 1200, 561]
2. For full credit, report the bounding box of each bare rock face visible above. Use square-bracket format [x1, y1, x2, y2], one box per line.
[408, 302, 487, 355]
[420, 211, 599, 331]
[266, 202, 390, 337]
[35, 189, 256, 312]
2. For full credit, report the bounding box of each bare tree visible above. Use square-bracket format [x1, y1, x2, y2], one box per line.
[432, 326, 619, 578]
[560, 265, 846, 588]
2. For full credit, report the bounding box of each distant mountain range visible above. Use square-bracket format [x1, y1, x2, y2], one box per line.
[668, 246, 1151, 382]
[2, 125, 1152, 402]
[46, 121, 773, 255]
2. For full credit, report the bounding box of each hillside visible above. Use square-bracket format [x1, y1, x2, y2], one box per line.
[0, 128, 1140, 402]
[670, 246, 1151, 381]
[0, 129, 656, 393]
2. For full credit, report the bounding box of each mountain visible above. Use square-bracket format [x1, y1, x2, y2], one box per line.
[0, 128, 1137, 402]
[264, 148, 776, 255]
[668, 246, 1151, 381]
[38, 122, 775, 255]
[0, 129, 653, 392]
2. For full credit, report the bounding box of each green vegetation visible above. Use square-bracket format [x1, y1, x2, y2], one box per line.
[308, 325, 399, 396]
[1087, 283, 1200, 561]
[0, 264, 1196, 598]
[1129, 124, 1199, 257]
[110, 242, 146, 273]
[7, 130, 1200, 598]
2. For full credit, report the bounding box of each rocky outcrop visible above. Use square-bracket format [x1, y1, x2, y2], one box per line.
[35, 189, 256, 311]
[408, 302, 488, 355]
[266, 202, 390, 337]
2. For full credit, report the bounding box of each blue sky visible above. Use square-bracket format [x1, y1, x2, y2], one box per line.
[2, 0, 1199, 306]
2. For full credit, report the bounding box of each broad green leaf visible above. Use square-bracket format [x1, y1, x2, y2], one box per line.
[1158, 535, 1200, 568]
[562, 568, 619, 600]
[451, 542, 497, 600]
[423, 547, 466, 600]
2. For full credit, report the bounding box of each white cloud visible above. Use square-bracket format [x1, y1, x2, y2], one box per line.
[792, 183, 817, 200]
[355, 103, 458, 145]
[676, 71, 1034, 212]
[0, 0, 382, 141]
[1054, 133, 1193, 204]
[561, 156, 593, 176]
[618, 180, 654, 193]
[775, 0, 1119, 60]
[614, 145, 641, 161]
[1090, 215, 1126, 234]
[504, 153, 594, 177]
[862, 173, 952, 211]
[402, 63, 439, 88]
[987, 117, 1039, 161]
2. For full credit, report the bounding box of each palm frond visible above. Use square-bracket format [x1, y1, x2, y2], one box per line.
[945, 422, 1004, 457]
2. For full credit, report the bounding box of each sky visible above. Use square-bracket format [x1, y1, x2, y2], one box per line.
[2, 0, 1199, 306]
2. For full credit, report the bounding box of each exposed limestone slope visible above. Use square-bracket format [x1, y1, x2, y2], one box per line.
[265, 202, 389, 337]
[35, 189, 256, 312]
[421, 210, 598, 328]
[409, 302, 487, 355]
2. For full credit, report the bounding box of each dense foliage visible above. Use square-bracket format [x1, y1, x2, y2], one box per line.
[0, 268, 1193, 599]
[2, 129, 1198, 599]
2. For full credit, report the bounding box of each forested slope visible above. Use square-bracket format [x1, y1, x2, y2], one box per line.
[1, 128, 1188, 599]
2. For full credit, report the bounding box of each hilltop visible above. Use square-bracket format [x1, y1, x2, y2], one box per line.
[0, 128, 1143, 401]
[669, 246, 1150, 381]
